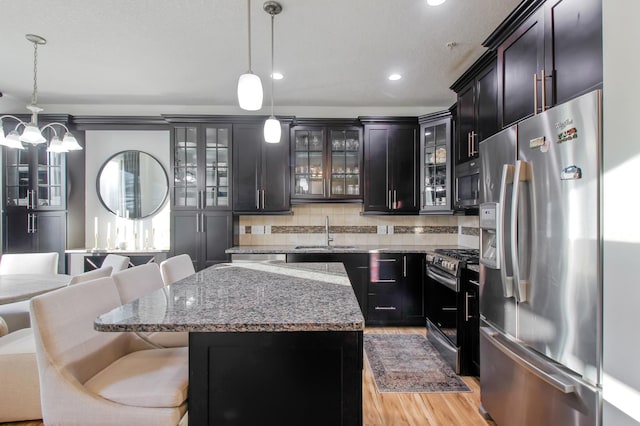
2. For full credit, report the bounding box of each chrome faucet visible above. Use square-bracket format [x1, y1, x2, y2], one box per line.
[325, 216, 333, 247]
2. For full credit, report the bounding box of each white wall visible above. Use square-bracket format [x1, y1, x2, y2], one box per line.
[602, 1, 640, 424]
[84, 130, 170, 250]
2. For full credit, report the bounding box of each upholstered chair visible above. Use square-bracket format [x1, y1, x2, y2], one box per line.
[0, 316, 42, 422]
[160, 254, 196, 285]
[112, 264, 188, 348]
[30, 277, 188, 425]
[68, 266, 113, 285]
[0, 252, 59, 275]
[101, 254, 130, 273]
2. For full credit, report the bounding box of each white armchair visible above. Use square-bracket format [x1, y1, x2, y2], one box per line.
[112, 264, 188, 348]
[160, 254, 196, 285]
[0, 317, 41, 422]
[101, 254, 130, 273]
[30, 277, 188, 425]
[0, 252, 59, 275]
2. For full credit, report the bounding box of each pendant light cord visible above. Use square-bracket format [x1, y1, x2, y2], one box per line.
[270, 12, 275, 116]
[247, 0, 252, 72]
[32, 41, 39, 106]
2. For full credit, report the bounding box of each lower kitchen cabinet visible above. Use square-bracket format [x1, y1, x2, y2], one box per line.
[171, 211, 233, 271]
[286, 253, 368, 315]
[368, 253, 425, 326]
[2, 210, 67, 273]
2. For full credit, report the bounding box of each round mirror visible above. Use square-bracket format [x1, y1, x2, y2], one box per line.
[97, 150, 168, 219]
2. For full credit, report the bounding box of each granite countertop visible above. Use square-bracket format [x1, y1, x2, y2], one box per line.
[226, 244, 468, 254]
[95, 262, 364, 333]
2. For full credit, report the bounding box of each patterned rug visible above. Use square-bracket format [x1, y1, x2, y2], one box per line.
[364, 333, 471, 393]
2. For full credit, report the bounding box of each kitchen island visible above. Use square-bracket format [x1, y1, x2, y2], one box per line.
[95, 262, 364, 426]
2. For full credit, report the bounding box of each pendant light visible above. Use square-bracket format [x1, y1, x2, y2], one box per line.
[0, 34, 82, 152]
[263, 1, 282, 143]
[237, 0, 263, 111]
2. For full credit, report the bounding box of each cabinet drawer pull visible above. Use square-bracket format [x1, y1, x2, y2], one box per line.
[371, 279, 396, 283]
[375, 306, 397, 311]
[376, 258, 397, 263]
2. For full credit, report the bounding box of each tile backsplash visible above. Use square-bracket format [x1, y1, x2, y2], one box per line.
[238, 204, 479, 248]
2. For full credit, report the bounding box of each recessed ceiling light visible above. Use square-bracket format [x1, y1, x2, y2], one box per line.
[388, 74, 402, 81]
[427, 0, 447, 5]
[271, 72, 283, 80]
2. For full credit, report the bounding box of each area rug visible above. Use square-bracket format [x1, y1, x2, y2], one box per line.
[364, 333, 471, 393]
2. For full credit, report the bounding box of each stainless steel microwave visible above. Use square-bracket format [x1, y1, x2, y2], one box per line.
[454, 159, 480, 209]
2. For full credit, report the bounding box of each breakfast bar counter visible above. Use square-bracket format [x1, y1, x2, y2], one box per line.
[95, 262, 364, 426]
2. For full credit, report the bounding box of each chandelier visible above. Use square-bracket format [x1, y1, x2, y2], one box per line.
[0, 34, 82, 152]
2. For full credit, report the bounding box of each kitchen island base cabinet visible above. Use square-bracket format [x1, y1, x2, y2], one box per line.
[189, 331, 363, 426]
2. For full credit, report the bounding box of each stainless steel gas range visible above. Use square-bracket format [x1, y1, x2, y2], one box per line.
[425, 248, 479, 376]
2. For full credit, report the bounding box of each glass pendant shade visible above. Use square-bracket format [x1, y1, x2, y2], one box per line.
[61, 132, 82, 151]
[264, 116, 281, 143]
[46, 135, 68, 153]
[4, 131, 25, 149]
[237, 73, 263, 111]
[19, 123, 47, 144]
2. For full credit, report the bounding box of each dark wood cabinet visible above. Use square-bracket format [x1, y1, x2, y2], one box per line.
[451, 54, 499, 165]
[419, 111, 453, 214]
[233, 122, 290, 213]
[286, 253, 369, 316]
[3, 210, 67, 273]
[172, 210, 233, 271]
[171, 124, 232, 211]
[170, 123, 233, 271]
[290, 121, 362, 202]
[2, 117, 68, 273]
[491, 0, 602, 127]
[361, 118, 419, 214]
[367, 253, 425, 325]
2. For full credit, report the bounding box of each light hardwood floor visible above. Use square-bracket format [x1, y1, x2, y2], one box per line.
[2, 327, 494, 426]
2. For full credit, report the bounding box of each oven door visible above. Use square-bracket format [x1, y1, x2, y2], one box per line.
[426, 264, 461, 373]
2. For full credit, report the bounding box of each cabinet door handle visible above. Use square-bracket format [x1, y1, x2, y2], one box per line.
[403, 255, 407, 277]
[533, 72, 539, 115]
[375, 306, 397, 311]
[255, 190, 260, 209]
[464, 293, 473, 322]
[32, 214, 37, 233]
[322, 178, 326, 196]
[196, 213, 200, 233]
[201, 213, 205, 233]
[393, 190, 397, 210]
[541, 68, 548, 112]
[261, 190, 265, 210]
[200, 191, 205, 209]
[471, 131, 477, 156]
[26, 213, 32, 233]
[388, 190, 392, 210]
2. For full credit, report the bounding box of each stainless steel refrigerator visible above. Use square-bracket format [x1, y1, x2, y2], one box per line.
[478, 89, 602, 426]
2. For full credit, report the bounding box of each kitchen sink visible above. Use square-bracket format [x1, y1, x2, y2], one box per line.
[294, 245, 357, 250]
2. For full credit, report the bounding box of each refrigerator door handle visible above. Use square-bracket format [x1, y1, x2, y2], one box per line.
[511, 160, 528, 303]
[480, 328, 577, 394]
[498, 164, 515, 298]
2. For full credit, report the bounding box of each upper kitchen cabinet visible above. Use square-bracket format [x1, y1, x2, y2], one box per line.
[483, 0, 602, 127]
[290, 120, 362, 202]
[361, 117, 419, 214]
[171, 124, 232, 211]
[419, 111, 453, 214]
[233, 121, 291, 214]
[450, 51, 499, 165]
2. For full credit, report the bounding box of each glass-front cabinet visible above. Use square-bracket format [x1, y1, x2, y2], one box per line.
[3, 127, 65, 211]
[420, 114, 452, 213]
[291, 123, 362, 201]
[172, 124, 230, 210]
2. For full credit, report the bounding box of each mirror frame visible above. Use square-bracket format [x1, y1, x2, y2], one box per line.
[96, 150, 169, 219]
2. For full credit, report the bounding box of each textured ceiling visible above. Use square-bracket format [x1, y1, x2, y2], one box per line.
[0, 0, 521, 114]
